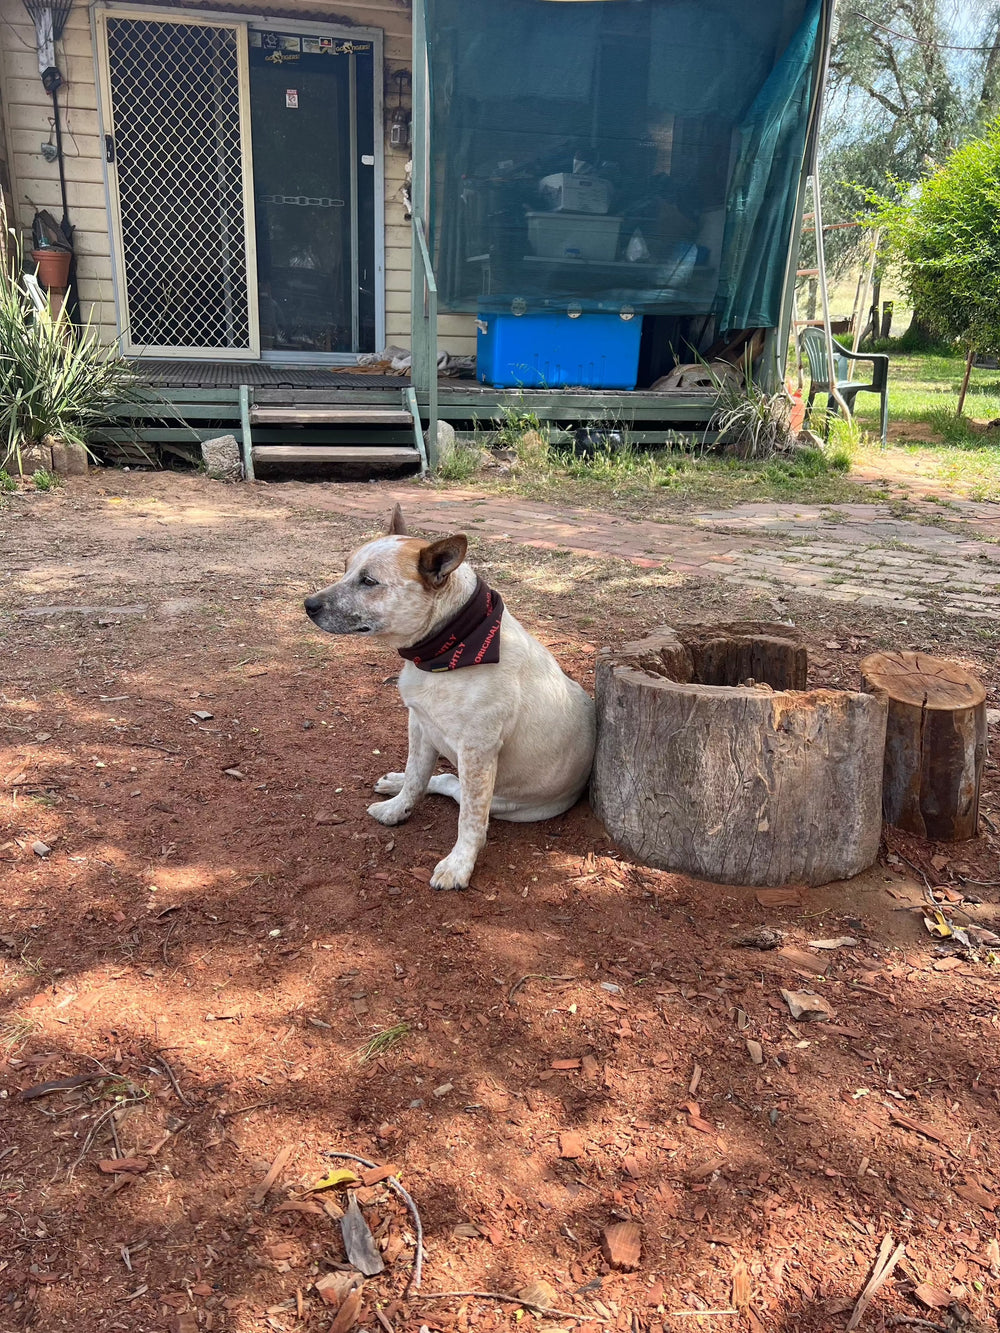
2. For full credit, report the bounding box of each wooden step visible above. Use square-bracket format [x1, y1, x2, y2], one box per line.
[249, 406, 412, 425]
[250, 445, 419, 465]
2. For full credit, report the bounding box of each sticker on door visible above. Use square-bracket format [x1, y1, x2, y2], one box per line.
[285, 89, 298, 108]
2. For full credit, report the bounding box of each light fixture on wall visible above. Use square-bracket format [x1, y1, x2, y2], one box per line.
[389, 69, 411, 152]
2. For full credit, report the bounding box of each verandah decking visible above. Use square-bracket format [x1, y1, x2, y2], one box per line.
[97, 358, 722, 471]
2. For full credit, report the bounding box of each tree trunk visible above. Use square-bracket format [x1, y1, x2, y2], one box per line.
[861, 652, 987, 842]
[957, 347, 975, 417]
[591, 625, 887, 887]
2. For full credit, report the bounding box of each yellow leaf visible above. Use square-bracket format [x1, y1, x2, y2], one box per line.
[308, 1168, 359, 1192]
[923, 910, 952, 939]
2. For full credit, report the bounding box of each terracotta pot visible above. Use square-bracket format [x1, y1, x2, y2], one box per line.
[31, 248, 72, 289]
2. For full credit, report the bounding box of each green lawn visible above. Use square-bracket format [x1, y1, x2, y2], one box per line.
[848, 350, 1000, 501]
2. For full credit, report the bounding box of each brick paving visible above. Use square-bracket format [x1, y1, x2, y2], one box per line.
[330, 485, 1000, 622]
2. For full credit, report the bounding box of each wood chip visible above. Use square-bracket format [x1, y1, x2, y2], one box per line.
[846, 1233, 905, 1331]
[315, 1272, 363, 1309]
[954, 1181, 997, 1211]
[809, 936, 859, 949]
[683, 1101, 716, 1135]
[601, 1221, 641, 1270]
[731, 1261, 751, 1308]
[745, 1039, 764, 1065]
[273, 1201, 324, 1216]
[98, 1158, 149, 1174]
[778, 945, 829, 975]
[686, 1156, 726, 1182]
[330, 1290, 364, 1333]
[518, 1280, 558, 1309]
[252, 1146, 293, 1204]
[913, 1283, 951, 1309]
[551, 1058, 581, 1070]
[755, 888, 803, 907]
[559, 1132, 585, 1159]
[581, 1054, 600, 1078]
[889, 1112, 953, 1149]
[359, 1164, 399, 1187]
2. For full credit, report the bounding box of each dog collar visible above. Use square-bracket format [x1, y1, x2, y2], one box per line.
[398, 577, 504, 671]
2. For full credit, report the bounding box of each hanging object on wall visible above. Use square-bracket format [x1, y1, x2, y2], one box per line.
[389, 69, 411, 151]
[21, 0, 79, 317]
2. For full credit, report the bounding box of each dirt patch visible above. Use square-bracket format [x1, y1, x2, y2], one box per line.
[1, 474, 999, 1333]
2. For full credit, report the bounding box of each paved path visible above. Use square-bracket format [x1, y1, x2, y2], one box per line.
[327, 485, 1000, 622]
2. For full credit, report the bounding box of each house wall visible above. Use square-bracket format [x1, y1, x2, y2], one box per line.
[0, 0, 475, 355]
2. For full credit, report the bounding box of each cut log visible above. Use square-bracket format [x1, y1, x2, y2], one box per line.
[591, 624, 886, 887]
[860, 651, 986, 841]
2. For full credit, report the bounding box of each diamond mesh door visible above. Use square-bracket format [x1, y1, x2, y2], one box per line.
[100, 14, 258, 356]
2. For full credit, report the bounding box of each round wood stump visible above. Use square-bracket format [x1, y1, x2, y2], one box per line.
[860, 651, 987, 841]
[591, 623, 887, 887]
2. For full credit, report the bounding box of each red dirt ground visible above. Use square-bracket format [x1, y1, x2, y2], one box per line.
[1, 474, 999, 1333]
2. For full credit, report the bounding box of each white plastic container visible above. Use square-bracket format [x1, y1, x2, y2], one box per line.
[526, 212, 622, 262]
[539, 173, 612, 214]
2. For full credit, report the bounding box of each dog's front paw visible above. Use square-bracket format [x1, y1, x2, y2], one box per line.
[367, 796, 411, 826]
[373, 772, 405, 795]
[430, 851, 474, 891]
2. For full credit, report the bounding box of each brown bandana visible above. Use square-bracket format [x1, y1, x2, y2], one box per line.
[398, 577, 505, 672]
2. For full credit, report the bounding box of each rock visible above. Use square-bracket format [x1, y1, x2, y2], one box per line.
[601, 1221, 641, 1271]
[780, 988, 834, 1021]
[986, 708, 999, 727]
[425, 419, 456, 467]
[8, 441, 53, 476]
[32, 840, 51, 857]
[201, 434, 242, 481]
[47, 438, 89, 476]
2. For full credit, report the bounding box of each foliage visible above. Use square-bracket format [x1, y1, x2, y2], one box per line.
[436, 439, 485, 481]
[870, 120, 1000, 366]
[0, 469, 16, 492]
[708, 360, 796, 459]
[358, 1022, 410, 1064]
[0, 238, 150, 470]
[812, 1, 1000, 286]
[32, 468, 57, 491]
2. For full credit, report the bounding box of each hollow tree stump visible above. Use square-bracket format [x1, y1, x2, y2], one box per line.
[860, 651, 987, 841]
[591, 623, 887, 887]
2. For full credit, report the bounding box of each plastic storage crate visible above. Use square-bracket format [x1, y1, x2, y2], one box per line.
[476, 310, 642, 389]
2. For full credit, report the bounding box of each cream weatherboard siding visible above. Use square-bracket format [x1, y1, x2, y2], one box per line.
[0, 0, 475, 356]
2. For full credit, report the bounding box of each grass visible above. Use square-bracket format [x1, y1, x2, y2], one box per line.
[358, 1021, 411, 1064]
[451, 416, 864, 512]
[844, 351, 1000, 502]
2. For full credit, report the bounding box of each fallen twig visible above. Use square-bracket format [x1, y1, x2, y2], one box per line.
[222, 1099, 275, 1119]
[886, 1318, 948, 1332]
[21, 1074, 105, 1101]
[508, 973, 576, 1004]
[327, 1150, 423, 1291]
[161, 919, 178, 966]
[847, 1233, 906, 1332]
[666, 1312, 738, 1319]
[417, 1291, 609, 1322]
[374, 1308, 395, 1333]
[129, 740, 181, 755]
[155, 1053, 191, 1107]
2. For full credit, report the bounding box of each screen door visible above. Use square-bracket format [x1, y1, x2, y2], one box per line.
[249, 31, 376, 355]
[97, 11, 259, 357]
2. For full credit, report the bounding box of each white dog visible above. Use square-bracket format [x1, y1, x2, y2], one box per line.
[304, 506, 595, 890]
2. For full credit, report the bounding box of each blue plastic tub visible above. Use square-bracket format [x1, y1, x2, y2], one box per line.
[476, 310, 642, 389]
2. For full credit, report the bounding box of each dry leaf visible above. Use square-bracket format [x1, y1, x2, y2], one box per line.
[309, 1167, 359, 1192]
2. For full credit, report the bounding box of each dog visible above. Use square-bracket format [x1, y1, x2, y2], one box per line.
[304, 505, 595, 890]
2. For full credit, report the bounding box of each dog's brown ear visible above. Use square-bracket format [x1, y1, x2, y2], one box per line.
[386, 503, 408, 536]
[418, 534, 468, 588]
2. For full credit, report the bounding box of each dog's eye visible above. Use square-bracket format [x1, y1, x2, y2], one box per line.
[359, 574, 379, 587]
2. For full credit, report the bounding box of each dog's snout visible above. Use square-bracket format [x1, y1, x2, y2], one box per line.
[304, 594, 323, 617]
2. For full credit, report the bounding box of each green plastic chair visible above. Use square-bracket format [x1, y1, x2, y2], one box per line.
[798, 325, 889, 445]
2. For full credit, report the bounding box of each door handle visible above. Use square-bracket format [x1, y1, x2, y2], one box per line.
[105, 135, 115, 163]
